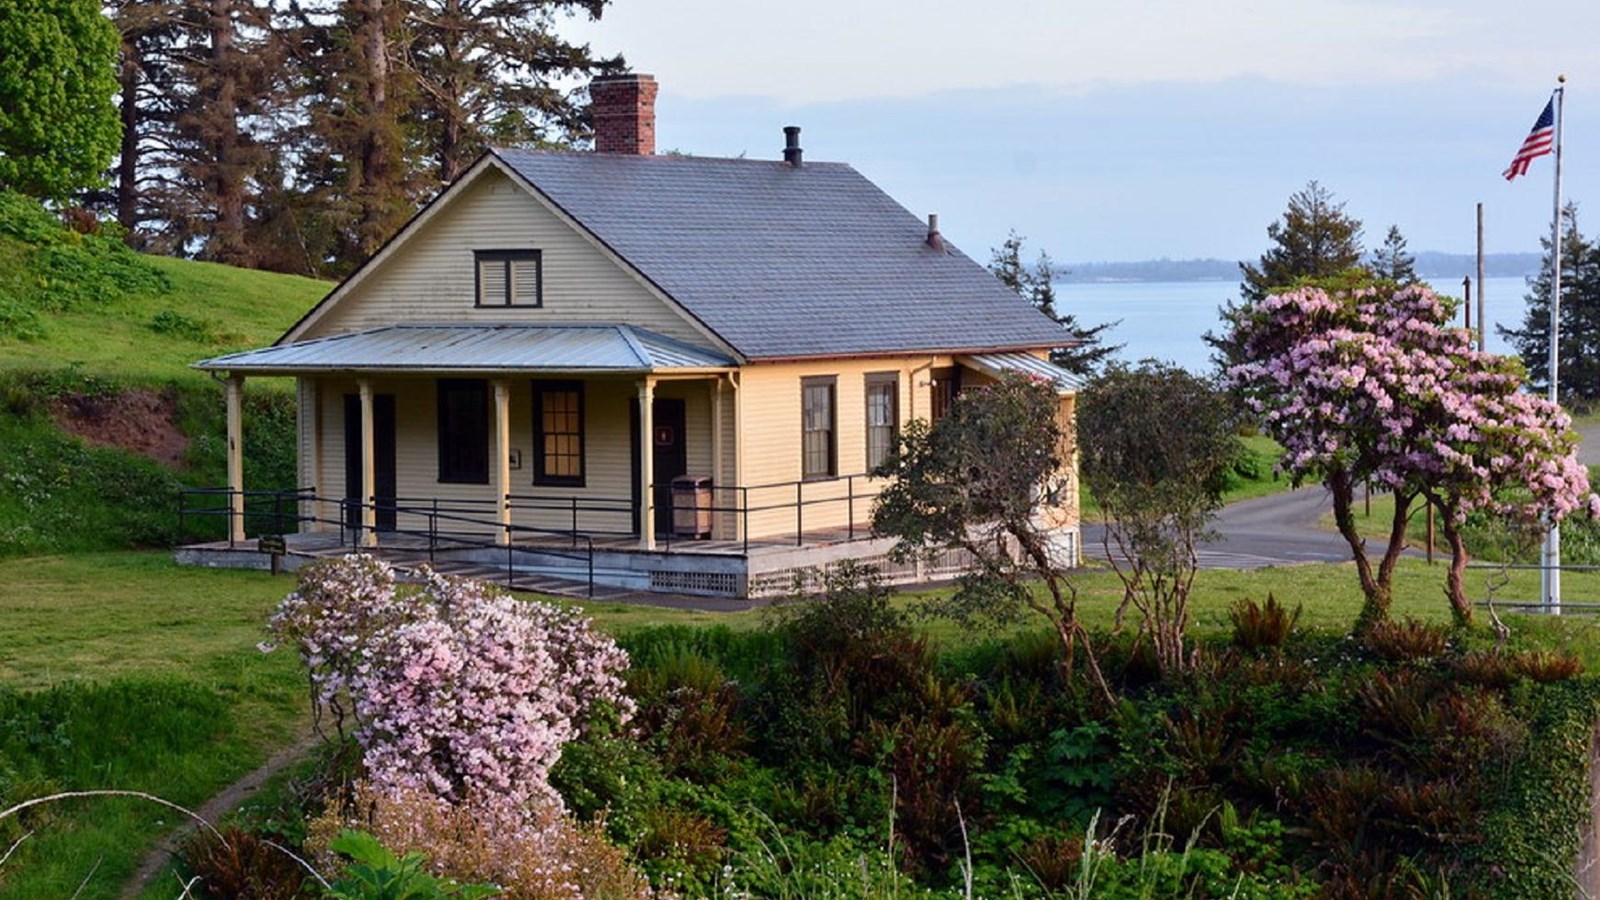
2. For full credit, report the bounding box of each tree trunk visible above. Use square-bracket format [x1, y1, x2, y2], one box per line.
[1330, 469, 1409, 632]
[116, 29, 143, 239]
[1439, 507, 1474, 626]
[204, 0, 249, 265]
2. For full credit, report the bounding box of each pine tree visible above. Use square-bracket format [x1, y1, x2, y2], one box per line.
[1370, 224, 1418, 286]
[1500, 204, 1600, 402]
[989, 231, 1120, 377]
[1238, 180, 1366, 303]
[1208, 181, 1368, 368]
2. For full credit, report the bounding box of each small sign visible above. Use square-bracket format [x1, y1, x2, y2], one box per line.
[257, 534, 287, 555]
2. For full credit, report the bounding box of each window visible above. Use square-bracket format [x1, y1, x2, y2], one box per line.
[437, 379, 489, 483]
[475, 249, 541, 307]
[930, 367, 961, 421]
[801, 376, 836, 479]
[865, 373, 898, 470]
[533, 380, 584, 486]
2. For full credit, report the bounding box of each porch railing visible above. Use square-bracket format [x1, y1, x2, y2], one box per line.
[178, 470, 890, 567]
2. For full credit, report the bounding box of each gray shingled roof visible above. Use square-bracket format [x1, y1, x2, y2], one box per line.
[494, 148, 1068, 361]
[196, 324, 734, 374]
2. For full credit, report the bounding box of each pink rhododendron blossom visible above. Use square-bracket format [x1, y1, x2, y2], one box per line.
[1229, 282, 1597, 623]
[268, 555, 633, 815]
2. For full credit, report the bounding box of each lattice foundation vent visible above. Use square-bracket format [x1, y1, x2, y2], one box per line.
[649, 569, 740, 597]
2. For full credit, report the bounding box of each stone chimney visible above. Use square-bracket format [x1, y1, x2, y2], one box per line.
[590, 73, 658, 155]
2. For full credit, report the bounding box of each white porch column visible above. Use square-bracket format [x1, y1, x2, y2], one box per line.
[711, 377, 724, 541]
[225, 374, 245, 544]
[731, 372, 743, 544]
[358, 378, 377, 547]
[638, 376, 656, 550]
[493, 379, 512, 545]
[298, 378, 326, 530]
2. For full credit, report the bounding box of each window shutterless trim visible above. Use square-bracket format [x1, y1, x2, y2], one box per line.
[801, 375, 837, 480]
[473, 249, 543, 308]
[864, 371, 898, 472]
[532, 379, 585, 487]
[437, 378, 490, 484]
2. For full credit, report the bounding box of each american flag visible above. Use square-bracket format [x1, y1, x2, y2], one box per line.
[1503, 99, 1556, 181]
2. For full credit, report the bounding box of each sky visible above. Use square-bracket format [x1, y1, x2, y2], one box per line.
[562, 0, 1600, 265]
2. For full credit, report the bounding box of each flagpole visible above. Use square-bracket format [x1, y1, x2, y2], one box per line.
[1542, 76, 1566, 613]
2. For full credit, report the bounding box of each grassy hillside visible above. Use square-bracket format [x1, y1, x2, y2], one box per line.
[0, 193, 328, 556]
[0, 192, 327, 383]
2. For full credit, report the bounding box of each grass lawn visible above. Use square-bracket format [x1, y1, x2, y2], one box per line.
[6, 547, 1600, 897]
[0, 553, 307, 899]
[1082, 433, 1291, 517]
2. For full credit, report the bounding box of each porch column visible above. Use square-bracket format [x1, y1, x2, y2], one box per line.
[731, 372, 743, 543]
[638, 376, 656, 550]
[225, 374, 245, 544]
[300, 378, 326, 530]
[711, 378, 724, 540]
[358, 378, 377, 547]
[493, 378, 512, 545]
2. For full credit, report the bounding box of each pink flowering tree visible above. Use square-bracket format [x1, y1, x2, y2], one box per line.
[267, 554, 633, 813]
[1229, 283, 1595, 627]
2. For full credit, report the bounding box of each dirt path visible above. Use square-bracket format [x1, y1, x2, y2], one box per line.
[121, 726, 320, 899]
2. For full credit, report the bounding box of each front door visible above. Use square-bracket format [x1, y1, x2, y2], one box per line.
[630, 398, 688, 536]
[344, 393, 397, 531]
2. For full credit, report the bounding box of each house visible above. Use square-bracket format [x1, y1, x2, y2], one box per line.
[184, 73, 1081, 598]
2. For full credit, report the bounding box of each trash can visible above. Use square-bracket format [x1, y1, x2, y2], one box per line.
[671, 475, 713, 539]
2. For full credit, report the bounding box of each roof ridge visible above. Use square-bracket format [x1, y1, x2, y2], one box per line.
[492, 146, 853, 169]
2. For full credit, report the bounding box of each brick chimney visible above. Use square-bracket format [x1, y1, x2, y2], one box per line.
[590, 73, 658, 155]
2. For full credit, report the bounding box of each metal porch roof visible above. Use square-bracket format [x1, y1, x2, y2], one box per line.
[959, 352, 1084, 394]
[195, 324, 736, 374]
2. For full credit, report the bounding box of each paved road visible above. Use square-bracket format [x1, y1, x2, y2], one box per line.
[1580, 422, 1600, 467]
[1078, 424, 1600, 572]
[1081, 486, 1399, 570]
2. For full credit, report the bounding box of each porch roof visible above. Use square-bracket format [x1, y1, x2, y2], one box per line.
[959, 352, 1084, 394]
[195, 324, 736, 375]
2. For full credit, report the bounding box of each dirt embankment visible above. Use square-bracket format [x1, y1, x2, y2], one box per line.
[51, 388, 189, 468]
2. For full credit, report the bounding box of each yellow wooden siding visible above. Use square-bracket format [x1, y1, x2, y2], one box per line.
[302, 170, 712, 348]
[737, 357, 947, 540]
[306, 374, 723, 540]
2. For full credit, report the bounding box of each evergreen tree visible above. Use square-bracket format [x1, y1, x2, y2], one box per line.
[1500, 204, 1600, 402]
[1207, 181, 1368, 368]
[1238, 180, 1366, 303]
[407, 0, 620, 184]
[1370, 224, 1418, 286]
[989, 231, 1120, 377]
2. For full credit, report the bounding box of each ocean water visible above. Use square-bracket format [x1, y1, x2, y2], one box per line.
[1056, 275, 1536, 374]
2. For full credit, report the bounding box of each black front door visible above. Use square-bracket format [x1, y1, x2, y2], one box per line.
[344, 393, 397, 531]
[630, 398, 688, 536]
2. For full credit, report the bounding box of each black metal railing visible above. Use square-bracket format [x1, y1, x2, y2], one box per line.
[178, 486, 315, 544]
[178, 471, 891, 584]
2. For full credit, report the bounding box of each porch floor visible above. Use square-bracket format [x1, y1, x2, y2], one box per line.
[175, 525, 897, 608]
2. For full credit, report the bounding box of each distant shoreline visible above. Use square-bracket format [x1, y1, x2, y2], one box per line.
[1058, 252, 1542, 284]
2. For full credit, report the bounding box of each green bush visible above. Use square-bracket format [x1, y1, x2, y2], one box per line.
[0, 191, 170, 318]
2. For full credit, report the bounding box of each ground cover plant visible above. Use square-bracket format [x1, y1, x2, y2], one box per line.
[9, 551, 1600, 896]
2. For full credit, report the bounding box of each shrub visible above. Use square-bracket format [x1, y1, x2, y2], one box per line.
[1229, 594, 1301, 651]
[267, 556, 632, 809]
[178, 826, 308, 899]
[1510, 649, 1583, 683]
[309, 783, 650, 899]
[1363, 617, 1450, 663]
[627, 642, 748, 778]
